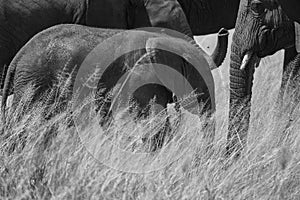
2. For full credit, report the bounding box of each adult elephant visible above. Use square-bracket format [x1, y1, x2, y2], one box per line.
[0, 0, 240, 90]
[227, 0, 297, 157]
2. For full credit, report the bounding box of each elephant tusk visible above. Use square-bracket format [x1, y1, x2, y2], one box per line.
[240, 51, 253, 70]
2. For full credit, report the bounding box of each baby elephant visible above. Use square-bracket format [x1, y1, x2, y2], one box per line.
[1, 25, 228, 151]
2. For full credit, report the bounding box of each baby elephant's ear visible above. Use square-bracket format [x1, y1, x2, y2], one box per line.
[296, 22, 300, 53]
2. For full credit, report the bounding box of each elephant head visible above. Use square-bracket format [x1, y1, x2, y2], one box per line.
[227, 0, 295, 156]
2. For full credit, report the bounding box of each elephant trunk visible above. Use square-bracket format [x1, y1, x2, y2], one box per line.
[182, 28, 228, 70]
[211, 28, 229, 69]
[227, 41, 255, 157]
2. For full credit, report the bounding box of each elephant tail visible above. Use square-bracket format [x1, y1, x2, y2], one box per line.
[1, 62, 16, 124]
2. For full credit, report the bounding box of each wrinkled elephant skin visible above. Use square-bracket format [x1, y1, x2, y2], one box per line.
[227, 0, 296, 157]
[1, 24, 226, 122]
[0, 24, 223, 151]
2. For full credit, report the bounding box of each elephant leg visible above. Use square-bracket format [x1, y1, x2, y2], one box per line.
[95, 49, 175, 151]
[11, 65, 75, 122]
[11, 76, 50, 121]
[96, 84, 174, 152]
[131, 84, 173, 152]
[130, 84, 172, 117]
[94, 49, 148, 127]
[9, 82, 32, 123]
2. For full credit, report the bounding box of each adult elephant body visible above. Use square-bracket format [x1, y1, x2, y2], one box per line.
[0, 0, 240, 89]
[1, 24, 228, 123]
[227, 0, 298, 156]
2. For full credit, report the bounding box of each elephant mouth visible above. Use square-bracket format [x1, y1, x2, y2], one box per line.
[239, 27, 281, 70]
[240, 24, 295, 70]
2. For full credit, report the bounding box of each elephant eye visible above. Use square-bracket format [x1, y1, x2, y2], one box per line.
[250, 1, 267, 16]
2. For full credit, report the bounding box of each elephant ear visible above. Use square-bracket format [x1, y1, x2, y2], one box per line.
[143, 0, 193, 38]
[295, 22, 300, 53]
[145, 36, 216, 112]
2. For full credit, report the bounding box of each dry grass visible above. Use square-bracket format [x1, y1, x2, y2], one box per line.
[1, 32, 300, 200]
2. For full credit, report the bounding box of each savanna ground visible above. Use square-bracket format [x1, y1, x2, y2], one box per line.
[1, 30, 300, 200]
